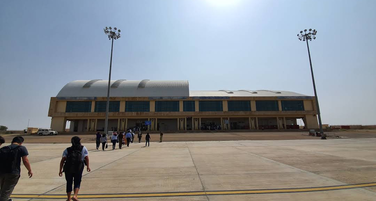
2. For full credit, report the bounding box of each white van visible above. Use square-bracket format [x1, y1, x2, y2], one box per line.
[37, 129, 58, 136]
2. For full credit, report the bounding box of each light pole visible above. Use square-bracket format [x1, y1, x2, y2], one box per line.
[104, 27, 121, 135]
[297, 29, 325, 139]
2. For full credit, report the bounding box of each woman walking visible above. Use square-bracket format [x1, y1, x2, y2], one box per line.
[59, 136, 91, 201]
[111, 132, 118, 150]
[100, 134, 107, 151]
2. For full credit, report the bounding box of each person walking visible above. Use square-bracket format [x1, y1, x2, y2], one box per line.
[100, 134, 107, 151]
[95, 132, 101, 150]
[138, 131, 142, 143]
[118, 132, 124, 149]
[159, 132, 164, 143]
[0, 136, 33, 201]
[111, 132, 118, 150]
[59, 136, 91, 201]
[131, 130, 135, 143]
[125, 130, 132, 147]
[145, 133, 151, 147]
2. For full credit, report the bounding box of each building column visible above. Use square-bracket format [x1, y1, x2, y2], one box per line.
[199, 118, 201, 130]
[87, 119, 90, 132]
[91, 101, 95, 112]
[125, 118, 128, 131]
[221, 117, 224, 130]
[185, 118, 187, 130]
[117, 118, 120, 132]
[227, 117, 230, 130]
[283, 117, 286, 129]
[249, 117, 252, 130]
[256, 117, 259, 130]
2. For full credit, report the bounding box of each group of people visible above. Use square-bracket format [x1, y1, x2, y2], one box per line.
[0, 135, 90, 201]
[95, 130, 160, 151]
[0, 130, 166, 201]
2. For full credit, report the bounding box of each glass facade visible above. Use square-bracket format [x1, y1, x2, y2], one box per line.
[155, 101, 179, 112]
[183, 101, 195, 112]
[199, 101, 223, 112]
[281, 100, 304, 111]
[94, 101, 120, 112]
[125, 101, 150, 112]
[256, 100, 279, 111]
[66, 101, 92, 112]
[228, 101, 251, 111]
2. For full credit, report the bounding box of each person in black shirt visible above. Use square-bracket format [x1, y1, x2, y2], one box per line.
[0, 136, 33, 201]
[95, 132, 101, 150]
[145, 133, 151, 147]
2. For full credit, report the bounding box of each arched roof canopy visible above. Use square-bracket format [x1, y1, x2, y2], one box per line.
[57, 80, 190, 98]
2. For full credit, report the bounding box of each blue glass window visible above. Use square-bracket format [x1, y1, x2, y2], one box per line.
[66, 101, 92, 112]
[256, 100, 279, 111]
[199, 101, 223, 112]
[125, 101, 150, 112]
[95, 101, 120, 112]
[183, 101, 195, 112]
[155, 101, 179, 112]
[228, 101, 251, 111]
[282, 100, 304, 111]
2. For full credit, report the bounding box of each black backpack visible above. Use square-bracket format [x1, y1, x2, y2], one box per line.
[63, 146, 84, 173]
[0, 145, 20, 173]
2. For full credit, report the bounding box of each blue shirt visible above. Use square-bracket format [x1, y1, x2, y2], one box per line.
[125, 132, 132, 138]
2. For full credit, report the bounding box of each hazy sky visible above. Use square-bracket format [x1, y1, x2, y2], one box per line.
[1, 0, 375, 130]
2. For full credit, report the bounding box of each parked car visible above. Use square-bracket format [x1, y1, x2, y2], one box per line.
[37, 129, 58, 135]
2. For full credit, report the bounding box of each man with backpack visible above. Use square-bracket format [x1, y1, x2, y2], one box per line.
[59, 136, 91, 201]
[0, 136, 33, 201]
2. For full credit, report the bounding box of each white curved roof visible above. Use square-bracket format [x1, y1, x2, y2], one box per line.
[57, 80, 190, 98]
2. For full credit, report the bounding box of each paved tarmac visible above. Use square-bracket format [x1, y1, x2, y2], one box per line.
[9, 138, 376, 201]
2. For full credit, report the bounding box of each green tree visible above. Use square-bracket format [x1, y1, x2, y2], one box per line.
[0, 125, 8, 131]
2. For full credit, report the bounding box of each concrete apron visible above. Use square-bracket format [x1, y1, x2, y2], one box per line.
[11, 139, 376, 201]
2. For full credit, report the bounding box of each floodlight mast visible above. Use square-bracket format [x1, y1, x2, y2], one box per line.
[297, 29, 325, 139]
[103, 27, 121, 135]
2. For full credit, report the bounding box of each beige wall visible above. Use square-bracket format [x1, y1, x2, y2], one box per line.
[56, 101, 66, 113]
[51, 117, 66, 132]
[305, 115, 319, 129]
[304, 100, 314, 111]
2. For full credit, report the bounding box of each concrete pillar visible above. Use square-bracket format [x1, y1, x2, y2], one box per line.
[185, 118, 187, 131]
[283, 117, 286, 129]
[150, 101, 155, 112]
[51, 117, 66, 132]
[251, 101, 256, 112]
[223, 100, 228, 112]
[87, 119, 90, 131]
[117, 119, 120, 132]
[199, 118, 201, 130]
[91, 101, 95, 112]
[125, 118, 128, 130]
[195, 100, 199, 112]
[278, 100, 282, 111]
[179, 101, 183, 112]
[249, 117, 252, 130]
[305, 115, 319, 129]
[120, 100, 125, 112]
[221, 117, 224, 130]
[256, 117, 259, 130]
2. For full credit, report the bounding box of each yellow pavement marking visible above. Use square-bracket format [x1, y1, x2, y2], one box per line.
[11, 182, 376, 199]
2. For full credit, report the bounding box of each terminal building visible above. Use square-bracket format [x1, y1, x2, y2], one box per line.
[48, 80, 319, 133]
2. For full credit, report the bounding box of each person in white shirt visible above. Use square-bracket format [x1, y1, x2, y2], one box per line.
[58, 136, 91, 201]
